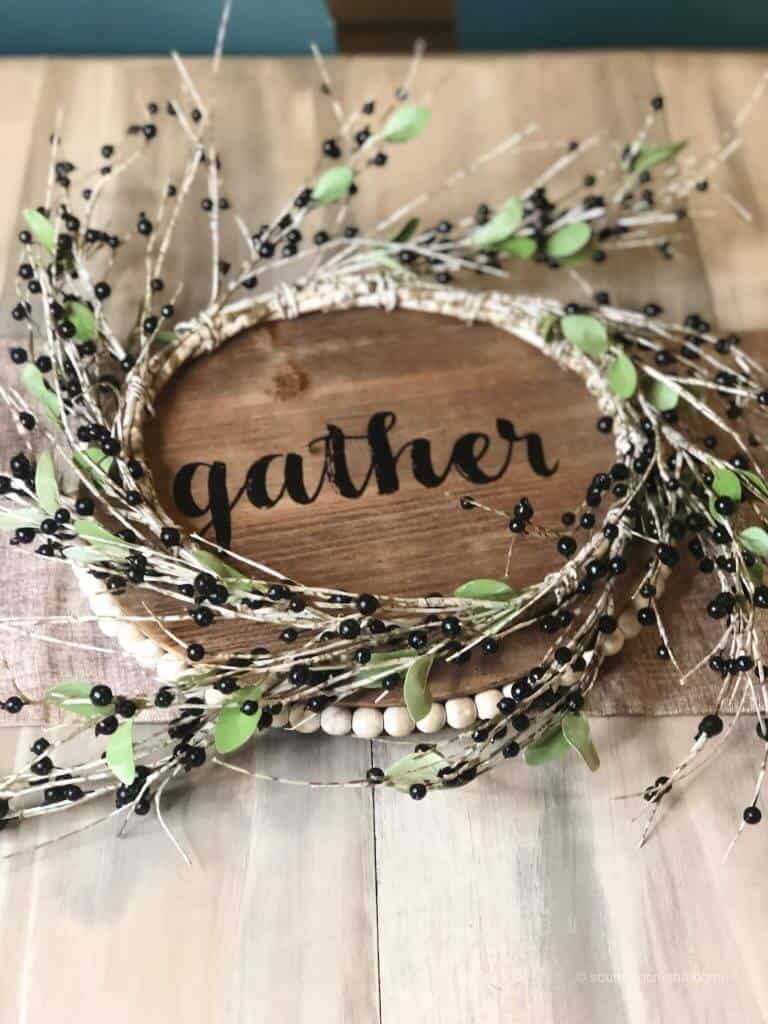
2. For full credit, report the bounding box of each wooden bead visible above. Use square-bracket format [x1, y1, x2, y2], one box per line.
[116, 621, 145, 653]
[271, 704, 291, 728]
[289, 706, 321, 733]
[320, 706, 352, 736]
[603, 629, 625, 656]
[445, 697, 476, 730]
[383, 706, 415, 737]
[156, 651, 187, 682]
[133, 637, 164, 669]
[474, 688, 502, 720]
[416, 702, 447, 733]
[618, 610, 641, 639]
[89, 592, 119, 618]
[352, 707, 384, 738]
[76, 568, 105, 597]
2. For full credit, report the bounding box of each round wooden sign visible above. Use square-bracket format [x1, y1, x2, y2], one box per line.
[138, 305, 616, 702]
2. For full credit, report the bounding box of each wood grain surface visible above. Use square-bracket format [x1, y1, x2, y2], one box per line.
[0, 52, 767, 1024]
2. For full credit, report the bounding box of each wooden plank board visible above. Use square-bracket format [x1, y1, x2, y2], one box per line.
[0, 725, 379, 1024]
[374, 716, 768, 1024]
[2, 718, 768, 1023]
[0, 54, 761, 717]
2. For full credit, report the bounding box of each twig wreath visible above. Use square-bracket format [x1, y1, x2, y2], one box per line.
[1, 6, 768, 859]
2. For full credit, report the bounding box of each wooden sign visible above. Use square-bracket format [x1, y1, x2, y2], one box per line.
[136, 309, 762, 712]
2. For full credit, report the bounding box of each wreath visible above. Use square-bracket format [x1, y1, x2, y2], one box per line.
[1, 19, 767, 858]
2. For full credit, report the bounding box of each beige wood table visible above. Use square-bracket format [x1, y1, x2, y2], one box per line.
[0, 53, 767, 1024]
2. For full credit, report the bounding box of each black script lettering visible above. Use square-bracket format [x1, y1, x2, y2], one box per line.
[172, 410, 559, 546]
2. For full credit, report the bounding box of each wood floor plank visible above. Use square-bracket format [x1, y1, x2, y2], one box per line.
[374, 716, 768, 1024]
[0, 726, 379, 1024]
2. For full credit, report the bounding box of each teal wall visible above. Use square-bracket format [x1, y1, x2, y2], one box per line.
[457, 1, 768, 49]
[1, 1, 336, 55]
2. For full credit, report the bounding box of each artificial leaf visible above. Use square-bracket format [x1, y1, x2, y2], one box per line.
[382, 104, 430, 143]
[561, 314, 608, 356]
[34, 451, 59, 514]
[64, 545, 112, 565]
[214, 685, 263, 754]
[403, 654, 433, 722]
[712, 466, 742, 502]
[453, 578, 518, 602]
[391, 217, 420, 244]
[749, 559, 764, 587]
[46, 679, 112, 719]
[546, 222, 591, 261]
[647, 378, 679, 411]
[561, 713, 600, 771]
[739, 526, 768, 559]
[523, 724, 571, 766]
[630, 140, 686, 176]
[741, 470, 768, 499]
[473, 199, 523, 249]
[23, 208, 56, 253]
[192, 547, 255, 598]
[0, 509, 44, 531]
[73, 446, 113, 477]
[538, 312, 558, 341]
[385, 748, 448, 791]
[311, 166, 354, 205]
[497, 236, 537, 260]
[606, 353, 638, 399]
[66, 301, 97, 341]
[355, 650, 410, 688]
[20, 363, 61, 420]
[73, 518, 124, 548]
[106, 721, 136, 785]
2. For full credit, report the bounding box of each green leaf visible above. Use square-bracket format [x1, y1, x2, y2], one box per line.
[741, 470, 768, 499]
[403, 654, 433, 722]
[106, 721, 136, 785]
[355, 650, 410, 688]
[546, 222, 591, 261]
[712, 466, 742, 502]
[739, 527, 768, 559]
[630, 141, 687, 176]
[72, 518, 124, 549]
[73, 446, 113, 477]
[561, 713, 600, 771]
[45, 679, 112, 719]
[0, 509, 44, 531]
[391, 217, 420, 244]
[20, 363, 61, 420]
[497, 235, 537, 260]
[538, 312, 558, 341]
[66, 301, 97, 341]
[647, 378, 679, 412]
[523, 724, 571, 766]
[311, 166, 354, 205]
[473, 199, 523, 249]
[561, 314, 608, 356]
[23, 208, 56, 253]
[214, 685, 263, 754]
[382, 104, 430, 143]
[64, 545, 112, 565]
[606, 353, 638, 399]
[34, 451, 59, 515]
[453, 578, 518, 602]
[385, 748, 448, 791]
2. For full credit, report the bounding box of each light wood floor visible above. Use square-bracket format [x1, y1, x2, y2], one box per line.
[1, 718, 767, 1023]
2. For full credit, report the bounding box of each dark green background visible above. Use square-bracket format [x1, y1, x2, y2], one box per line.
[3, 1, 767, 54]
